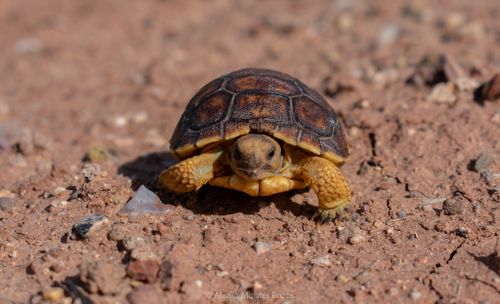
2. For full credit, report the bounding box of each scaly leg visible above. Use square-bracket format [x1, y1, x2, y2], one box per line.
[159, 149, 223, 193]
[300, 156, 351, 223]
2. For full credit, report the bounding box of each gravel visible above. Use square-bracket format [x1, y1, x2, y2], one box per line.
[0, 197, 16, 212]
[347, 233, 365, 245]
[73, 214, 110, 239]
[311, 255, 331, 267]
[253, 241, 272, 254]
[120, 185, 175, 214]
[443, 197, 464, 215]
[473, 152, 492, 172]
[79, 260, 126, 295]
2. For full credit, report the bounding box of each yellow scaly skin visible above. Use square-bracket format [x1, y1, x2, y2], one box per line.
[159, 135, 351, 223]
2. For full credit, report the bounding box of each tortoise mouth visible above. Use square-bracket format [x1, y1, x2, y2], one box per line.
[233, 167, 277, 181]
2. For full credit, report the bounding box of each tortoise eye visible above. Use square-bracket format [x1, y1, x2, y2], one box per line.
[233, 147, 242, 161]
[267, 148, 275, 159]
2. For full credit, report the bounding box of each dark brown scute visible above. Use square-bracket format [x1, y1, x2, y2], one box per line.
[226, 75, 300, 95]
[232, 93, 290, 122]
[293, 96, 332, 137]
[190, 92, 231, 130]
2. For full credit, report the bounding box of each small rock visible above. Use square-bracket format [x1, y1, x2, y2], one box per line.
[108, 224, 128, 241]
[409, 288, 421, 301]
[473, 152, 493, 172]
[396, 210, 407, 219]
[85, 146, 110, 162]
[216, 270, 229, 277]
[126, 259, 160, 283]
[113, 115, 128, 128]
[455, 227, 469, 238]
[482, 73, 500, 101]
[311, 255, 331, 266]
[49, 261, 64, 273]
[336, 274, 350, 283]
[158, 260, 174, 290]
[347, 233, 364, 245]
[454, 77, 479, 91]
[253, 241, 272, 254]
[73, 214, 110, 239]
[122, 236, 145, 251]
[79, 260, 126, 295]
[82, 163, 101, 182]
[127, 285, 164, 304]
[120, 185, 174, 214]
[0, 197, 16, 212]
[377, 23, 399, 46]
[14, 37, 44, 54]
[131, 245, 159, 262]
[42, 287, 64, 303]
[427, 83, 457, 104]
[443, 197, 464, 215]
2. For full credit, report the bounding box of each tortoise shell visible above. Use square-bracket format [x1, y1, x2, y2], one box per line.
[170, 68, 350, 164]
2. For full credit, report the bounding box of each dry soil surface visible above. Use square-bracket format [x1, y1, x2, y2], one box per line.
[0, 0, 499, 303]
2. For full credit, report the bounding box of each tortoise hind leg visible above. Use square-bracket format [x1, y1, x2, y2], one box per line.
[299, 156, 351, 223]
[159, 149, 224, 193]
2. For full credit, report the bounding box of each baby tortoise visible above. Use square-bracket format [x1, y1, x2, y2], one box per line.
[159, 68, 351, 222]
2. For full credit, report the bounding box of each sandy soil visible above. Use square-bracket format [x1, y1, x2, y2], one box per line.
[0, 0, 499, 303]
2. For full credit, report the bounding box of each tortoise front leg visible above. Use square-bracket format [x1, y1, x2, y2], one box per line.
[299, 156, 351, 223]
[159, 149, 224, 193]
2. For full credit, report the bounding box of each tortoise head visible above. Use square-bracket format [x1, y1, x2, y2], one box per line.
[230, 134, 283, 180]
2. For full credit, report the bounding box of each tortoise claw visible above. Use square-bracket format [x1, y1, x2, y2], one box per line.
[312, 206, 348, 225]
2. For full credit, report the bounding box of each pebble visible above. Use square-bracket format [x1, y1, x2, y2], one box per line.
[79, 260, 126, 295]
[347, 233, 364, 245]
[108, 224, 128, 241]
[427, 83, 457, 104]
[0, 197, 16, 212]
[443, 197, 464, 215]
[14, 37, 44, 54]
[455, 227, 469, 238]
[253, 241, 272, 254]
[454, 77, 479, 92]
[85, 146, 110, 162]
[120, 185, 174, 214]
[131, 245, 159, 261]
[336, 274, 350, 283]
[122, 236, 145, 251]
[482, 73, 500, 101]
[126, 259, 160, 283]
[82, 163, 101, 182]
[73, 214, 110, 239]
[127, 285, 164, 304]
[310, 255, 331, 267]
[409, 288, 421, 300]
[377, 23, 399, 46]
[396, 210, 407, 219]
[42, 287, 64, 302]
[473, 152, 493, 172]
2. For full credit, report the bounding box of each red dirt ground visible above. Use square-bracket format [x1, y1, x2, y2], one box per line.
[0, 0, 498, 303]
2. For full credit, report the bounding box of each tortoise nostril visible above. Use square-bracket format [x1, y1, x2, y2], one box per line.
[267, 148, 275, 159]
